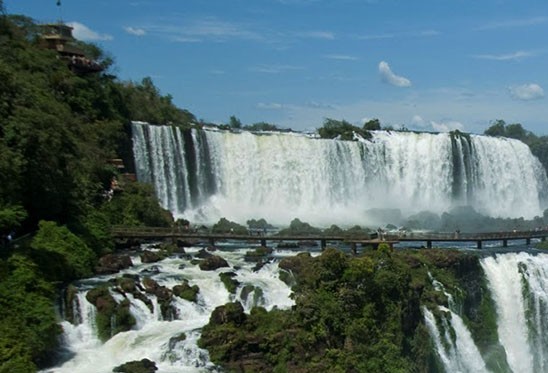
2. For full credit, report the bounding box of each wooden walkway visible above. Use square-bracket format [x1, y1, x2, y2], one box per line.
[111, 226, 548, 250]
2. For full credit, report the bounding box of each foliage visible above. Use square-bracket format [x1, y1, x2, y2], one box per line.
[363, 118, 381, 131]
[277, 218, 322, 236]
[0, 13, 182, 369]
[246, 218, 275, 229]
[317, 118, 371, 141]
[211, 217, 248, 234]
[0, 254, 60, 371]
[244, 121, 284, 132]
[201, 249, 506, 372]
[99, 182, 173, 227]
[118, 77, 196, 126]
[30, 220, 96, 281]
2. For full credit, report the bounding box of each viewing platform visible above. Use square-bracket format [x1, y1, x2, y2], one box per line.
[111, 226, 548, 251]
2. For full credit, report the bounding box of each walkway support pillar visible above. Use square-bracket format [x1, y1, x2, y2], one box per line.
[542, 236, 546, 242]
[526, 238, 531, 245]
[350, 242, 357, 255]
[260, 238, 267, 247]
[426, 240, 432, 249]
[477, 240, 482, 249]
[209, 238, 215, 246]
[503, 239, 508, 247]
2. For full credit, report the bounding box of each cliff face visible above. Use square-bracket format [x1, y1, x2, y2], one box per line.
[199, 248, 504, 373]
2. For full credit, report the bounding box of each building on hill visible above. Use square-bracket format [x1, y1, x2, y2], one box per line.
[40, 22, 103, 73]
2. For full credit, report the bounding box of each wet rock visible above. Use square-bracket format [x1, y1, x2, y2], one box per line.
[199, 255, 229, 271]
[219, 272, 240, 294]
[173, 281, 200, 302]
[244, 246, 273, 263]
[140, 250, 165, 263]
[140, 265, 161, 275]
[112, 358, 158, 373]
[195, 248, 213, 259]
[95, 254, 133, 274]
[209, 302, 246, 326]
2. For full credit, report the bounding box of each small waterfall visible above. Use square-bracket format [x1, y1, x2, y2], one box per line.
[424, 273, 488, 372]
[42, 248, 295, 373]
[131, 123, 548, 225]
[423, 307, 489, 373]
[481, 253, 548, 373]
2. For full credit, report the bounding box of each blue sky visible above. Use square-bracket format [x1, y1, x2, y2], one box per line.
[6, 0, 548, 134]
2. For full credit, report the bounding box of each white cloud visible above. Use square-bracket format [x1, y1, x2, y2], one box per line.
[473, 50, 534, 61]
[124, 26, 146, 36]
[476, 16, 548, 31]
[509, 83, 544, 101]
[430, 120, 464, 132]
[67, 22, 112, 41]
[359, 29, 439, 40]
[378, 61, 411, 87]
[148, 18, 262, 43]
[324, 54, 358, 61]
[257, 102, 284, 110]
[250, 64, 303, 74]
[296, 30, 335, 40]
[411, 115, 427, 127]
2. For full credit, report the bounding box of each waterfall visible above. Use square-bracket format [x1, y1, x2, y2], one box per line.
[41, 247, 294, 373]
[131, 123, 548, 225]
[481, 253, 548, 373]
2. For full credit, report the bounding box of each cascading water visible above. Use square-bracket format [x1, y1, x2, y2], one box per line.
[131, 123, 548, 226]
[41, 246, 296, 373]
[424, 252, 548, 373]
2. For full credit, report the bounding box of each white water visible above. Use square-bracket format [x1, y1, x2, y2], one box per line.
[423, 306, 489, 373]
[132, 123, 548, 226]
[481, 252, 548, 373]
[41, 246, 295, 373]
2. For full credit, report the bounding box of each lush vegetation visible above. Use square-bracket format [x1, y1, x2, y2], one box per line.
[199, 247, 508, 373]
[0, 9, 175, 371]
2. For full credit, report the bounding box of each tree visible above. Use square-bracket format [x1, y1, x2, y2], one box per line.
[229, 115, 242, 129]
[484, 120, 506, 137]
[363, 118, 381, 131]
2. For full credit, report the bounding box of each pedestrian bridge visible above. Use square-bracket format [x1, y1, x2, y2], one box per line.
[111, 226, 548, 251]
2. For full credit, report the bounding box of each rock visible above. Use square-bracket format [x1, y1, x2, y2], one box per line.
[219, 272, 240, 294]
[199, 255, 229, 271]
[140, 250, 164, 263]
[209, 302, 246, 326]
[96, 254, 133, 274]
[244, 246, 273, 262]
[172, 281, 200, 302]
[142, 277, 160, 293]
[140, 265, 161, 275]
[195, 248, 213, 259]
[113, 358, 158, 373]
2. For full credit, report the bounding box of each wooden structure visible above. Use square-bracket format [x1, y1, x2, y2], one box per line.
[40, 23, 103, 73]
[111, 226, 548, 252]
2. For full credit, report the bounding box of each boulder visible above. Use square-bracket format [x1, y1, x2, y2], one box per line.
[199, 255, 229, 271]
[113, 358, 157, 373]
[209, 302, 246, 326]
[140, 250, 164, 263]
[96, 254, 133, 274]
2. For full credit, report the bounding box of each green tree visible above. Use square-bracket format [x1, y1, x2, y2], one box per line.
[363, 118, 381, 131]
[484, 120, 506, 137]
[229, 115, 242, 129]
